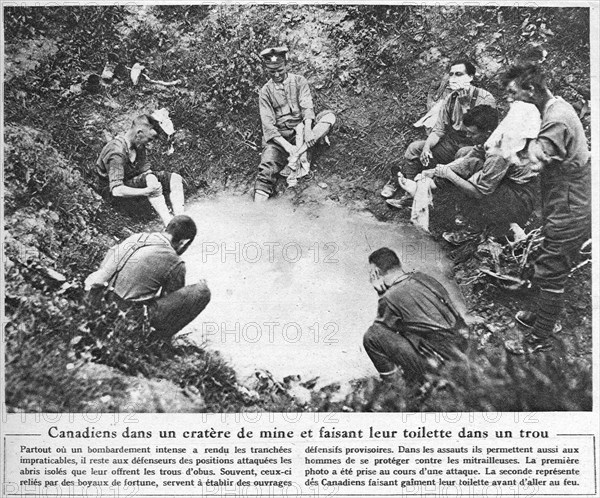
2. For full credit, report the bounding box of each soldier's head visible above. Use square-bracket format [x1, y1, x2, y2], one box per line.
[166, 215, 197, 255]
[502, 63, 549, 105]
[463, 105, 499, 145]
[368, 247, 402, 275]
[368, 247, 403, 294]
[130, 114, 160, 148]
[261, 46, 288, 84]
[447, 59, 476, 91]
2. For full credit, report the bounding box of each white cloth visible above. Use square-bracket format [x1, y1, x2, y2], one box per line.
[413, 100, 443, 130]
[287, 122, 311, 186]
[484, 101, 541, 164]
[410, 175, 435, 232]
[151, 108, 175, 136]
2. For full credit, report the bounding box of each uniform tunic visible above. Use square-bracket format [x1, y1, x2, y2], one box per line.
[88, 232, 185, 302]
[86, 232, 210, 338]
[363, 272, 464, 383]
[259, 74, 315, 144]
[95, 136, 171, 199]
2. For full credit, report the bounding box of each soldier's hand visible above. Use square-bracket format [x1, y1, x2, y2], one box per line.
[145, 183, 163, 197]
[420, 147, 433, 167]
[397, 171, 408, 187]
[434, 165, 451, 179]
[304, 127, 316, 148]
[369, 267, 387, 295]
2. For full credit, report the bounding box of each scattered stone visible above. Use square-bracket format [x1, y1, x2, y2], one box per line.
[130, 62, 145, 85]
[103, 99, 121, 110]
[44, 267, 67, 282]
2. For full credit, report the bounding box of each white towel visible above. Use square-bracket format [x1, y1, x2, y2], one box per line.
[413, 100, 444, 130]
[410, 175, 435, 232]
[484, 101, 541, 164]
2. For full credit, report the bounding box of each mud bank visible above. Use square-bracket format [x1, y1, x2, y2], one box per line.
[180, 194, 465, 388]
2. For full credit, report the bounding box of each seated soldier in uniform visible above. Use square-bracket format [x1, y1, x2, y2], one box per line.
[382, 59, 496, 207]
[394, 105, 539, 242]
[94, 114, 185, 226]
[253, 46, 336, 201]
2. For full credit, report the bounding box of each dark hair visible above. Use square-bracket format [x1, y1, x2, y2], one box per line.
[449, 59, 476, 77]
[463, 105, 499, 132]
[501, 63, 548, 93]
[368, 247, 401, 273]
[166, 215, 197, 243]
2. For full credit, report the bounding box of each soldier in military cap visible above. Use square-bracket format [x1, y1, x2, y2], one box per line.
[254, 46, 336, 201]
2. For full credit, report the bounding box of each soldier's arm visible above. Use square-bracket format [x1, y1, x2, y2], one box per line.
[106, 153, 158, 198]
[162, 262, 186, 296]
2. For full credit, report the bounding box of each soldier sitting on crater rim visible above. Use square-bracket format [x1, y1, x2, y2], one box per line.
[94, 114, 185, 226]
[253, 46, 336, 201]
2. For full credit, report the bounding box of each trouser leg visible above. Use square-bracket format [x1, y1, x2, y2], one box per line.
[126, 171, 174, 226]
[254, 142, 288, 197]
[534, 177, 591, 291]
[363, 323, 426, 384]
[169, 173, 185, 215]
[475, 178, 537, 237]
[312, 111, 336, 141]
[531, 235, 578, 339]
[531, 289, 564, 339]
[430, 135, 463, 167]
[148, 196, 172, 226]
[149, 282, 211, 338]
[530, 168, 591, 338]
[399, 140, 426, 181]
[400, 135, 465, 181]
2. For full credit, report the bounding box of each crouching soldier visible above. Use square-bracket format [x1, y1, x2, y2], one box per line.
[254, 46, 336, 201]
[363, 247, 467, 385]
[85, 215, 210, 339]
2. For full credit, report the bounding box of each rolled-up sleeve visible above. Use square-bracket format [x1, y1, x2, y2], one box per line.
[297, 76, 315, 121]
[259, 89, 281, 143]
[431, 95, 451, 137]
[468, 155, 509, 196]
[106, 152, 127, 191]
[537, 121, 567, 162]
